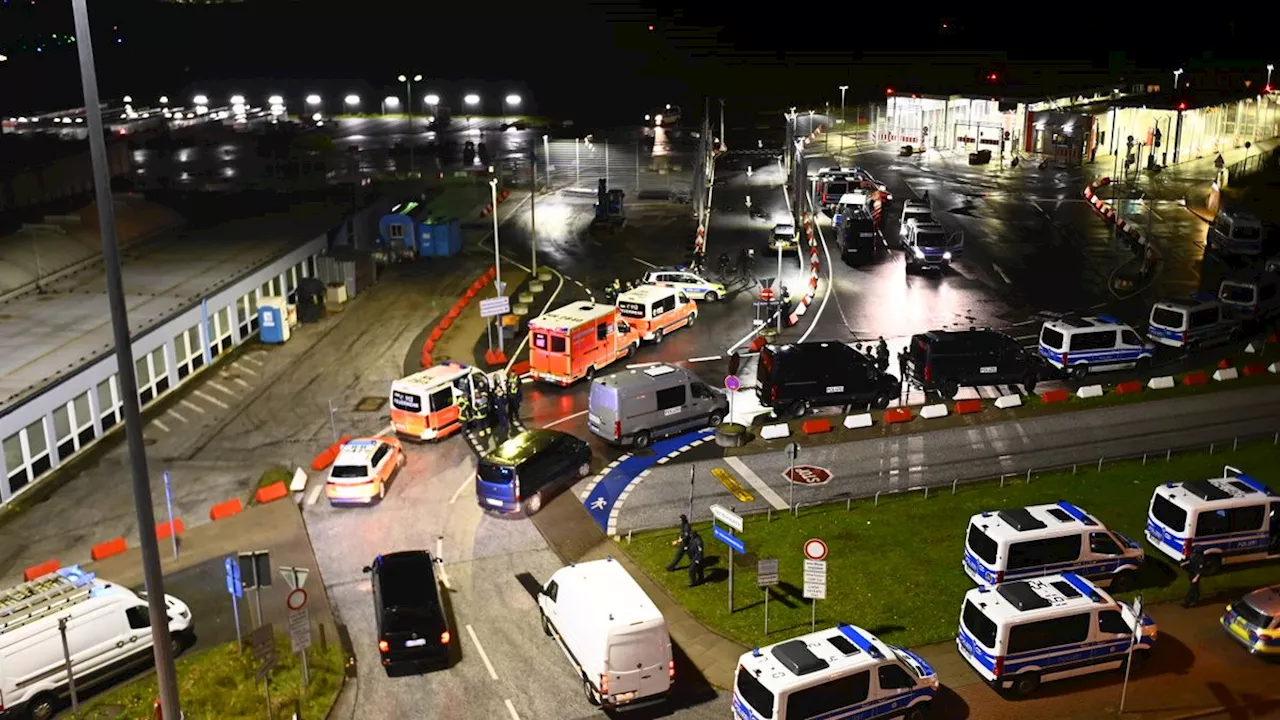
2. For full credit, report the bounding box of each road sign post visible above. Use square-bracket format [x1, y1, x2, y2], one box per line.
[757, 558, 779, 635]
[803, 539, 828, 631]
[163, 469, 177, 560]
[724, 374, 741, 426]
[785, 442, 800, 511]
[250, 624, 277, 720]
[225, 556, 244, 647]
[238, 550, 272, 630]
[1119, 594, 1144, 712]
[687, 465, 695, 520]
[281, 566, 313, 688]
[58, 616, 80, 716]
[712, 526, 746, 613]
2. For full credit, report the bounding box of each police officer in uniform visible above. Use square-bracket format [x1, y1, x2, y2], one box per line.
[667, 514, 693, 570]
[507, 373, 523, 424]
[779, 286, 793, 326]
[1183, 549, 1205, 608]
[491, 378, 508, 434]
[687, 531, 706, 587]
[876, 336, 890, 373]
[455, 390, 472, 429]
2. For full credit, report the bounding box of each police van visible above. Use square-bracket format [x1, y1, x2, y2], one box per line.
[1219, 270, 1280, 321]
[1146, 295, 1241, 350]
[1037, 314, 1154, 379]
[1144, 466, 1280, 575]
[733, 623, 937, 720]
[957, 573, 1157, 697]
[903, 220, 962, 272]
[1207, 209, 1265, 256]
[964, 501, 1145, 592]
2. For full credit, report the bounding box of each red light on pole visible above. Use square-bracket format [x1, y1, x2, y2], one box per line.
[1177, 103, 1187, 111]
[886, 88, 894, 95]
[647, 24, 654, 30]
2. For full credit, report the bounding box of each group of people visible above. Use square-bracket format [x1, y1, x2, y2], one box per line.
[455, 371, 524, 437]
[666, 514, 706, 587]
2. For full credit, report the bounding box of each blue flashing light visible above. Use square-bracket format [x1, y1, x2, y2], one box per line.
[837, 624, 884, 659]
[1055, 500, 1098, 526]
[1233, 473, 1272, 494]
[1095, 314, 1122, 325]
[1060, 572, 1102, 601]
[752, 647, 762, 657]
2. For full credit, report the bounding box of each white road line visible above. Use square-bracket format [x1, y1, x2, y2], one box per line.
[231, 377, 252, 388]
[448, 474, 472, 505]
[233, 362, 258, 376]
[724, 456, 788, 510]
[632, 257, 658, 268]
[166, 409, 188, 423]
[542, 409, 588, 429]
[180, 399, 206, 414]
[465, 625, 500, 680]
[375, 423, 395, 437]
[306, 483, 325, 506]
[991, 263, 1013, 285]
[152, 420, 171, 433]
[1014, 334, 1037, 341]
[687, 355, 722, 363]
[504, 699, 521, 720]
[797, 193, 835, 344]
[242, 355, 264, 367]
[194, 389, 229, 409]
[1031, 201, 1045, 215]
[505, 267, 566, 374]
[207, 380, 238, 397]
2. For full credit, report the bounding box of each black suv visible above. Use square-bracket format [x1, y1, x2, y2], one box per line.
[756, 342, 899, 417]
[905, 329, 1053, 399]
[475, 430, 593, 515]
[837, 209, 882, 264]
[363, 551, 452, 676]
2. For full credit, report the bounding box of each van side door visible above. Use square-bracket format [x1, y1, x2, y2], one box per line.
[1095, 609, 1134, 661]
[873, 660, 920, 713]
[996, 335, 1028, 382]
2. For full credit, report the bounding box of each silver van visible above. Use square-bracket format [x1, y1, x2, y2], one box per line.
[587, 364, 728, 448]
[1220, 271, 1280, 321]
[1147, 296, 1241, 350]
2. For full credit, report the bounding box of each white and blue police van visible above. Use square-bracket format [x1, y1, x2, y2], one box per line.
[964, 501, 1145, 592]
[1037, 314, 1155, 379]
[1145, 466, 1280, 575]
[733, 623, 937, 720]
[957, 573, 1157, 697]
[1219, 270, 1280, 322]
[1146, 294, 1241, 350]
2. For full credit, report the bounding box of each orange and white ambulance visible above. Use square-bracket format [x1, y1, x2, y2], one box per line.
[616, 284, 697, 343]
[389, 362, 492, 440]
[529, 302, 641, 385]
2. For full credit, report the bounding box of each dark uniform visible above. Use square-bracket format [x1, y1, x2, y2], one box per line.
[492, 382, 508, 433]
[876, 337, 890, 373]
[687, 532, 706, 587]
[667, 514, 693, 570]
[507, 373, 523, 424]
[1183, 550, 1204, 608]
[456, 393, 472, 428]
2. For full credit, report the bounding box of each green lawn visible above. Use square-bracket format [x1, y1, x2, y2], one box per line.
[82, 632, 345, 720]
[626, 440, 1280, 651]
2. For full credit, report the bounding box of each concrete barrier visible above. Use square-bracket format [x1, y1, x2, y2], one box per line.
[1115, 380, 1143, 394]
[91, 537, 128, 561]
[844, 413, 873, 429]
[994, 394, 1022, 409]
[156, 519, 185, 541]
[255, 481, 289, 505]
[289, 467, 308, 492]
[1077, 384, 1105, 399]
[24, 560, 61, 582]
[801, 418, 832, 435]
[760, 423, 791, 440]
[884, 408, 913, 424]
[954, 399, 983, 415]
[311, 434, 353, 471]
[1246, 342, 1261, 353]
[1213, 367, 1239, 381]
[1182, 370, 1210, 386]
[920, 403, 948, 419]
[1270, 362, 1280, 374]
[1039, 388, 1071, 404]
[209, 498, 244, 521]
[1147, 376, 1176, 390]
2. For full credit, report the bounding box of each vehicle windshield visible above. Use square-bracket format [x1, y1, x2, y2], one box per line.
[962, 600, 998, 648]
[1151, 493, 1187, 532]
[618, 301, 646, 318]
[330, 464, 368, 479]
[916, 231, 946, 249]
[967, 523, 998, 564]
[391, 390, 423, 413]
[1233, 597, 1275, 628]
[825, 181, 848, 197]
[1221, 283, 1256, 303]
[892, 647, 928, 678]
[1040, 326, 1065, 350]
[1234, 225, 1262, 240]
[905, 209, 932, 223]
[477, 463, 516, 485]
[1150, 307, 1186, 329]
[735, 666, 775, 719]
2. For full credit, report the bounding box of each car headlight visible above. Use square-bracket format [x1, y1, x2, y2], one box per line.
[900, 226, 908, 236]
[943, 251, 952, 260]
[913, 247, 924, 258]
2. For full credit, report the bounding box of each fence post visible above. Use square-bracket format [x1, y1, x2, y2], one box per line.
[845, 497, 852, 512]
[1097, 457, 1103, 472]
[1233, 437, 1238, 452]
[952, 478, 959, 495]
[1166, 448, 1172, 461]
[1072, 463, 1077, 475]
[627, 530, 632, 544]
[1026, 469, 1031, 483]
[874, 490, 882, 506]
[767, 508, 772, 523]
[923, 486, 929, 500]
[1210, 442, 1215, 455]
[999, 474, 1006, 488]
[1142, 453, 1147, 465]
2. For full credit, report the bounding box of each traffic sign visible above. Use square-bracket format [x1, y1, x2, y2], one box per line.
[712, 525, 746, 554]
[803, 559, 827, 600]
[286, 588, 308, 611]
[224, 556, 243, 599]
[784, 442, 800, 460]
[760, 277, 775, 289]
[724, 374, 742, 392]
[710, 503, 744, 532]
[289, 608, 312, 653]
[784, 465, 833, 486]
[480, 296, 511, 318]
[757, 558, 779, 587]
[803, 538, 828, 561]
[280, 566, 310, 592]
[250, 624, 276, 661]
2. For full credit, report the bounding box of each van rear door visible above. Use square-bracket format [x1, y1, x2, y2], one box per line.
[606, 627, 671, 699]
[475, 462, 518, 511]
[907, 335, 930, 382]
[587, 382, 621, 440]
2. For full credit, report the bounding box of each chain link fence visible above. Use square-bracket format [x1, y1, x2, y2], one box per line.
[1226, 144, 1280, 180]
[532, 136, 696, 203]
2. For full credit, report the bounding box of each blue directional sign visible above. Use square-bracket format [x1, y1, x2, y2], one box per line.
[713, 525, 745, 554]
[224, 556, 243, 598]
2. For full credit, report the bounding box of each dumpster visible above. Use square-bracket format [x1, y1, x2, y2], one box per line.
[258, 296, 291, 344]
[418, 219, 463, 257]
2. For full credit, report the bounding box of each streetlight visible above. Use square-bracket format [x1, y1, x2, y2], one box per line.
[487, 178, 505, 359]
[267, 95, 284, 106]
[382, 95, 399, 115]
[1173, 68, 1184, 90]
[464, 93, 480, 106]
[344, 94, 361, 114]
[424, 93, 440, 107]
[505, 93, 522, 107]
[306, 94, 322, 106]
[397, 75, 422, 172]
[1268, 64, 1275, 91]
[230, 94, 245, 106]
[838, 85, 849, 155]
[193, 94, 208, 106]
[122, 95, 132, 104]
[159, 95, 168, 105]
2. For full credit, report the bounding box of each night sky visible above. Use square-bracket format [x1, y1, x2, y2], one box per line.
[2, 1, 1276, 124]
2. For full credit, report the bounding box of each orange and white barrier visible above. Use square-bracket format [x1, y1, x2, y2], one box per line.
[788, 213, 821, 325]
[1083, 177, 1146, 245]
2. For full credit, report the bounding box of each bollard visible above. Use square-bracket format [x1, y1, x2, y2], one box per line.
[627, 530, 632, 544]
[1073, 464, 1077, 475]
[1000, 474, 1006, 488]
[874, 490, 883, 506]
[1275, 431, 1278, 445]
[1233, 437, 1238, 452]
[1026, 469, 1031, 483]
[924, 486, 929, 500]
[767, 508, 772, 523]
[845, 497, 852, 512]
[1098, 457, 1103, 472]
[952, 478, 959, 495]
[1210, 443, 1215, 455]
[1142, 453, 1147, 465]
[1166, 448, 1172, 461]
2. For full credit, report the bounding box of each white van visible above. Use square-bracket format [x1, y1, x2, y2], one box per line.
[964, 501, 1145, 592]
[733, 623, 938, 720]
[1037, 314, 1154, 379]
[1219, 271, 1280, 321]
[1147, 296, 1241, 349]
[0, 567, 193, 720]
[587, 364, 728, 448]
[1208, 210, 1264, 256]
[957, 573, 1157, 697]
[1145, 466, 1280, 574]
[616, 285, 697, 343]
[538, 557, 672, 709]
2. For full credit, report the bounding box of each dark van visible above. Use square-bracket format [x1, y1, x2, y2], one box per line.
[475, 429, 592, 515]
[755, 342, 898, 417]
[837, 209, 882, 264]
[906, 329, 1052, 399]
[363, 551, 451, 676]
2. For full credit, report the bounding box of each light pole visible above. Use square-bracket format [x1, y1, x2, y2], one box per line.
[488, 178, 505, 356]
[839, 85, 849, 156]
[398, 74, 422, 171]
[464, 93, 480, 126]
[1173, 68, 1184, 91]
[71, 1, 181, 718]
[543, 133, 552, 190]
[344, 94, 361, 117]
[504, 93, 522, 121]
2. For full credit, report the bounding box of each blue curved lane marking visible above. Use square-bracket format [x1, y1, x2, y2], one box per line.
[584, 428, 714, 530]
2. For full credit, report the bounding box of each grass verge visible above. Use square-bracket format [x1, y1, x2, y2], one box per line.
[83, 633, 343, 720]
[625, 439, 1280, 650]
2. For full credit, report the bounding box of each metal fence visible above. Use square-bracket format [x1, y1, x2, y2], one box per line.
[537, 137, 696, 202]
[1226, 144, 1280, 180]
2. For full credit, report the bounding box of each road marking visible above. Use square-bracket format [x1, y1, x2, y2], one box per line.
[449, 474, 472, 505]
[504, 699, 521, 720]
[991, 263, 1013, 285]
[231, 377, 252, 388]
[242, 355, 264, 367]
[1031, 201, 1045, 215]
[797, 193, 835, 344]
[152, 420, 171, 433]
[542, 409, 588, 429]
[687, 355, 722, 363]
[375, 424, 395, 437]
[233, 361, 258, 376]
[1014, 333, 1037, 341]
[194, 389, 230, 409]
[725, 456, 788, 510]
[632, 257, 658, 268]
[465, 625, 500, 680]
[207, 380, 238, 397]
[306, 483, 325, 506]
[505, 267, 566, 374]
[166, 409, 188, 423]
[180, 399, 206, 414]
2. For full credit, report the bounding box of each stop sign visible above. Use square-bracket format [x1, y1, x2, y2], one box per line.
[783, 465, 833, 485]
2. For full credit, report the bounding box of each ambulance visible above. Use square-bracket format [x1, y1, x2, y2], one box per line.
[528, 302, 641, 385]
[616, 285, 697, 343]
[389, 363, 492, 440]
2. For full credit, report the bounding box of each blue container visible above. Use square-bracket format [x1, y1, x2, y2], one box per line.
[258, 303, 287, 343]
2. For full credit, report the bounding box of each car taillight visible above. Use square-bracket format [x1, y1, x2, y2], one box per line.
[668, 659, 676, 679]
[770, 385, 779, 402]
[614, 420, 621, 438]
[1061, 352, 1068, 366]
[378, 640, 389, 653]
[1182, 538, 1192, 559]
[995, 570, 1004, 584]
[993, 656, 1004, 677]
[440, 630, 451, 645]
[923, 364, 931, 381]
[601, 673, 609, 695]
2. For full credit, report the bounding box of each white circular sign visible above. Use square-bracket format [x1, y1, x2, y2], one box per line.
[803, 538, 828, 561]
[286, 588, 308, 611]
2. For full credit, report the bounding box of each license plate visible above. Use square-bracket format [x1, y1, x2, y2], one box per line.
[405, 638, 426, 647]
[486, 498, 504, 507]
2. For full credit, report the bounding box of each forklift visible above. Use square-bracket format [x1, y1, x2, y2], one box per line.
[591, 178, 627, 233]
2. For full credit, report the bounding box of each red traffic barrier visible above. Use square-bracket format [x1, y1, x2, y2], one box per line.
[748, 335, 768, 353]
[446, 306, 461, 320]
[464, 286, 478, 300]
[884, 408, 913, 424]
[511, 360, 531, 376]
[1182, 370, 1210, 387]
[209, 497, 244, 521]
[801, 418, 832, 435]
[91, 537, 128, 561]
[424, 338, 436, 354]
[311, 434, 353, 471]
[24, 560, 61, 582]
[156, 519, 185, 541]
[484, 348, 508, 366]
[429, 327, 444, 342]
[1270, 333, 1278, 343]
[439, 316, 453, 331]
[1039, 388, 1071, 404]
[1115, 380, 1144, 394]
[954, 399, 983, 415]
[1216, 358, 1233, 369]
[255, 481, 289, 505]
[1243, 363, 1267, 377]
[501, 188, 510, 199]
[421, 351, 433, 368]
[487, 266, 498, 279]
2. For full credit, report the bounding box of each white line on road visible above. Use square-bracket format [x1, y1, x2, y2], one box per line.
[180, 399, 206, 414]
[375, 424, 395, 437]
[506, 267, 566, 374]
[194, 389, 230, 409]
[152, 420, 171, 433]
[166, 409, 187, 423]
[466, 625, 500, 680]
[632, 257, 658, 268]
[504, 699, 521, 720]
[1031, 201, 1044, 215]
[449, 474, 472, 505]
[991, 263, 1013, 285]
[207, 380, 238, 397]
[1014, 334, 1037, 341]
[242, 355, 264, 367]
[687, 355, 722, 363]
[233, 362, 258, 375]
[230, 377, 251, 388]
[542, 409, 588, 429]
[797, 193, 835, 344]
[725, 456, 788, 510]
[306, 483, 324, 506]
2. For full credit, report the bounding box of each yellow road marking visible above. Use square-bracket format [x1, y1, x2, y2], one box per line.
[711, 467, 755, 503]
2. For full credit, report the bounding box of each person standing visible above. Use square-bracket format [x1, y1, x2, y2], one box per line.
[455, 391, 472, 430]
[507, 373, 523, 426]
[897, 349, 908, 400]
[492, 381, 509, 436]
[876, 337, 890, 373]
[1183, 549, 1204, 608]
[687, 531, 706, 587]
[666, 514, 693, 571]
